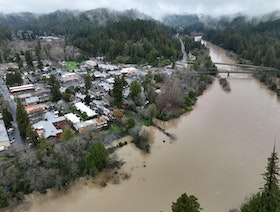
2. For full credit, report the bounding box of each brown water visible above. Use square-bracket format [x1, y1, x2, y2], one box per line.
[20, 42, 280, 212]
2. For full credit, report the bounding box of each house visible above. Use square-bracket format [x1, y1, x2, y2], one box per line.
[95, 115, 109, 128]
[98, 64, 118, 71]
[25, 96, 39, 105]
[0, 120, 10, 150]
[25, 104, 45, 115]
[84, 60, 97, 68]
[60, 72, 79, 82]
[74, 119, 97, 133]
[9, 84, 35, 93]
[75, 93, 86, 101]
[194, 36, 203, 42]
[64, 113, 81, 124]
[33, 120, 63, 141]
[106, 77, 115, 84]
[120, 67, 138, 75]
[93, 71, 108, 78]
[98, 81, 113, 92]
[74, 102, 97, 117]
[45, 111, 67, 129]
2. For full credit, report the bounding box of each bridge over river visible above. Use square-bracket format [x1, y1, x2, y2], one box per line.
[205, 62, 279, 75]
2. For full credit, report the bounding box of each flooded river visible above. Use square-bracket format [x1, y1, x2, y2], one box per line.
[20, 42, 280, 212]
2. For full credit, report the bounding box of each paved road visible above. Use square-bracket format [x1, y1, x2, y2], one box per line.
[0, 78, 24, 146]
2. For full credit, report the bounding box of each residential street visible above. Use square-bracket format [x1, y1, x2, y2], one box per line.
[0, 78, 24, 145]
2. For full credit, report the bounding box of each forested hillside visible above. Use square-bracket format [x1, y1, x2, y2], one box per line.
[0, 9, 181, 65]
[70, 19, 181, 65]
[202, 16, 280, 69]
[0, 9, 151, 36]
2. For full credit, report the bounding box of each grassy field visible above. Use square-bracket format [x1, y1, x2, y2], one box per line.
[65, 61, 80, 71]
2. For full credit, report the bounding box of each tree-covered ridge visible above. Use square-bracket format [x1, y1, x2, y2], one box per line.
[70, 19, 181, 65]
[204, 17, 280, 69]
[0, 9, 151, 36]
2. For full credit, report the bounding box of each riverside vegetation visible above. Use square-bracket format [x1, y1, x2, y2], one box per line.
[187, 14, 280, 95]
[2, 9, 280, 211]
[0, 133, 122, 208]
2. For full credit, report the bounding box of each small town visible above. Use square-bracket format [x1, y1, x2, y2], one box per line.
[1, 1, 280, 211]
[0, 35, 201, 151]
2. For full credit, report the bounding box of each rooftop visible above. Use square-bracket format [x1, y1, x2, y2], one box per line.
[33, 120, 63, 139]
[64, 113, 81, 124]
[74, 102, 97, 117]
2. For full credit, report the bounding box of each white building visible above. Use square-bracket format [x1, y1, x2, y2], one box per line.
[60, 72, 79, 82]
[75, 102, 97, 117]
[64, 113, 81, 124]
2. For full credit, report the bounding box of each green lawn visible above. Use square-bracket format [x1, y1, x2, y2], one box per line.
[112, 125, 122, 133]
[65, 61, 80, 71]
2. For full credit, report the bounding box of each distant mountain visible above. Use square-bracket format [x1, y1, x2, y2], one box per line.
[0, 8, 153, 35]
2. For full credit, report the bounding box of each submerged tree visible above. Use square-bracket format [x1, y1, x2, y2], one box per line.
[172, 193, 202, 212]
[241, 145, 280, 211]
[85, 142, 108, 175]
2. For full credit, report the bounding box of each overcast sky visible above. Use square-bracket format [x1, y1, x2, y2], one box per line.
[1, 0, 280, 19]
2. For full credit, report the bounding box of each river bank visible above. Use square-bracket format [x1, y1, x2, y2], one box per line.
[14, 75, 280, 212]
[8, 41, 280, 212]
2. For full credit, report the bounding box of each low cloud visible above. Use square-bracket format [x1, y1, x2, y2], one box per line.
[1, 0, 280, 18]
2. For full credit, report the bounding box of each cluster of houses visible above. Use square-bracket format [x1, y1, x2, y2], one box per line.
[3, 58, 165, 143]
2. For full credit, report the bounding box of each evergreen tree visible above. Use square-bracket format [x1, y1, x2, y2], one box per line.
[172, 193, 202, 212]
[113, 76, 123, 108]
[2, 107, 13, 127]
[84, 95, 91, 105]
[129, 80, 141, 102]
[37, 56, 43, 70]
[16, 53, 23, 69]
[25, 50, 33, 68]
[262, 145, 280, 211]
[84, 74, 92, 94]
[48, 75, 62, 102]
[5, 70, 23, 86]
[16, 99, 30, 139]
[85, 142, 108, 175]
[241, 145, 280, 211]
[143, 70, 153, 91]
[26, 124, 38, 145]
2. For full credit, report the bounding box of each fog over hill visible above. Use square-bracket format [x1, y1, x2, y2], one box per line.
[2, 0, 280, 19]
[0, 8, 153, 31]
[1, 7, 280, 33]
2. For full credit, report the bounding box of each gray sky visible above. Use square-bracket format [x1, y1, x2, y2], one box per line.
[1, 0, 280, 19]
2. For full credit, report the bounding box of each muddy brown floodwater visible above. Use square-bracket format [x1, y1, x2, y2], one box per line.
[15, 42, 280, 212]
